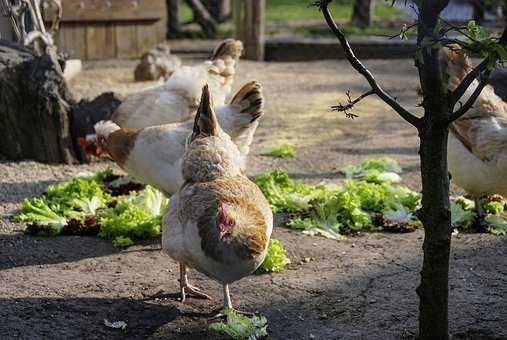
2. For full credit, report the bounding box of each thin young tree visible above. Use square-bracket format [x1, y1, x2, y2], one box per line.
[312, 0, 507, 338]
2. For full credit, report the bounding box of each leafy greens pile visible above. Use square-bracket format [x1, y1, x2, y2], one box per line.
[209, 308, 268, 340]
[13, 170, 295, 274]
[14, 170, 168, 246]
[255, 239, 291, 274]
[451, 196, 507, 235]
[255, 158, 422, 240]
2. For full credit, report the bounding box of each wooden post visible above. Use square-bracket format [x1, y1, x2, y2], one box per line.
[204, 0, 231, 22]
[184, 0, 217, 37]
[167, 0, 180, 35]
[234, 0, 264, 61]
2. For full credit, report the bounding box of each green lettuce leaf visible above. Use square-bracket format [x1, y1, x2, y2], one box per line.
[260, 143, 296, 159]
[209, 308, 268, 340]
[451, 202, 476, 230]
[14, 197, 67, 233]
[255, 239, 291, 274]
[340, 157, 402, 178]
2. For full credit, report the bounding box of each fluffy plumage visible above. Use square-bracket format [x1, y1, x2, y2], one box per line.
[442, 46, 507, 206]
[111, 39, 243, 129]
[94, 81, 264, 195]
[162, 85, 272, 309]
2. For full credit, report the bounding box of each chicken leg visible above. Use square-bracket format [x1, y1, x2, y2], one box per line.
[216, 283, 254, 316]
[179, 263, 212, 303]
[474, 197, 485, 218]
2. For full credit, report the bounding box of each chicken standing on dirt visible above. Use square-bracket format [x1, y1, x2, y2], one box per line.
[161, 85, 273, 310]
[94, 81, 264, 195]
[111, 39, 243, 129]
[441, 46, 507, 217]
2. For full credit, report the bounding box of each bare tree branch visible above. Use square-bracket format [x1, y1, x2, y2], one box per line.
[449, 58, 488, 106]
[331, 89, 375, 118]
[314, 0, 421, 128]
[448, 75, 489, 122]
[448, 27, 507, 122]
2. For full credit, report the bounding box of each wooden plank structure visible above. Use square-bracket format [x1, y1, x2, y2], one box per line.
[233, 0, 265, 61]
[54, 0, 166, 60]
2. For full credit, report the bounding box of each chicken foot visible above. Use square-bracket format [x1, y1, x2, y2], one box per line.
[179, 263, 212, 303]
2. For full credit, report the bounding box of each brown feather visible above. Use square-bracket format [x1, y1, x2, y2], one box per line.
[181, 175, 270, 264]
[105, 128, 138, 167]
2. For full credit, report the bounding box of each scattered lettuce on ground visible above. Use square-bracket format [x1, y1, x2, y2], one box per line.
[451, 201, 476, 230]
[14, 170, 167, 246]
[255, 158, 421, 240]
[98, 186, 167, 243]
[14, 175, 112, 232]
[451, 195, 507, 235]
[260, 143, 296, 159]
[209, 308, 268, 340]
[254, 170, 321, 213]
[340, 157, 402, 179]
[256, 239, 291, 274]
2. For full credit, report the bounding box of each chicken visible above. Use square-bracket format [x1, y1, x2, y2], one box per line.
[441, 46, 507, 216]
[94, 81, 264, 195]
[111, 39, 243, 129]
[161, 85, 273, 310]
[134, 44, 181, 81]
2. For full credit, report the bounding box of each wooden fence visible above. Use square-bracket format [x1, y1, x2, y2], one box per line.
[233, 0, 265, 61]
[55, 0, 166, 60]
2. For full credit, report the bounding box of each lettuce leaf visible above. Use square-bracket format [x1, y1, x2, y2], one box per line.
[451, 202, 476, 230]
[341, 157, 402, 178]
[209, 308, 268, 340]
[97, 186, 167, 242]
[260, 143, 296, 159]
[254, 170, 317, 213]
[255, 239, 291, 274]
[485, 215, 507, 235]
[14, 197, 67, 233]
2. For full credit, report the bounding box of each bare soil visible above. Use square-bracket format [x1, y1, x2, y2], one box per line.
[1, 58, 506, 340]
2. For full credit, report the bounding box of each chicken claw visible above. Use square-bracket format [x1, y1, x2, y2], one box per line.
[179, 263, 212, 303]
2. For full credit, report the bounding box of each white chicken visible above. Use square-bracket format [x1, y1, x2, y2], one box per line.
[95, 81, 264, 195]
[111, 39, 244, 129]
[442, 46, 507, 216]
[162, 85, 273, 310]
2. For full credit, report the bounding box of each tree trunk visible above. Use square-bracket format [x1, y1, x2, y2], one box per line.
[351, 0, 375, 28]
[416, 2, 453, 338]
[184, 0, 217, 37]
[417, 120, 452, 340]
[0, 39, 77, 164]
[167, 0, 180, 36]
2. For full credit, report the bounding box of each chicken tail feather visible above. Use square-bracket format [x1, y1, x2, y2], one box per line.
[230, 81, 264, 123]
[211, 39, 243, 62]
[218, 81, 264, 158]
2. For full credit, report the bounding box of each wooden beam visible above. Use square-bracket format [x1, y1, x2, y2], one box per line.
[167, 0, 180, 35]
[242, 0, 265, 61]
[61, 0, 165, 22]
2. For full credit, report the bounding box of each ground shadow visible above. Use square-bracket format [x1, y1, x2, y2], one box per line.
[0, 297, 179, 340]
[0, 180, 60, 205]
[0, 233, 124, 270]
[334, 146, 418, 156]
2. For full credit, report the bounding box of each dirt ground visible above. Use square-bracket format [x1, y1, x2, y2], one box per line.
[1, 58, 506, 340]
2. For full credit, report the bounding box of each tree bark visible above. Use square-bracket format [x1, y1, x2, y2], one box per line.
[0, 39, 77, 164]
[184, 0, 217, 37]
[167, 0, 181, 36]
[416, 118, 452, 340]
[351, 0, 375, 28]
[415, 1, 452, 338]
